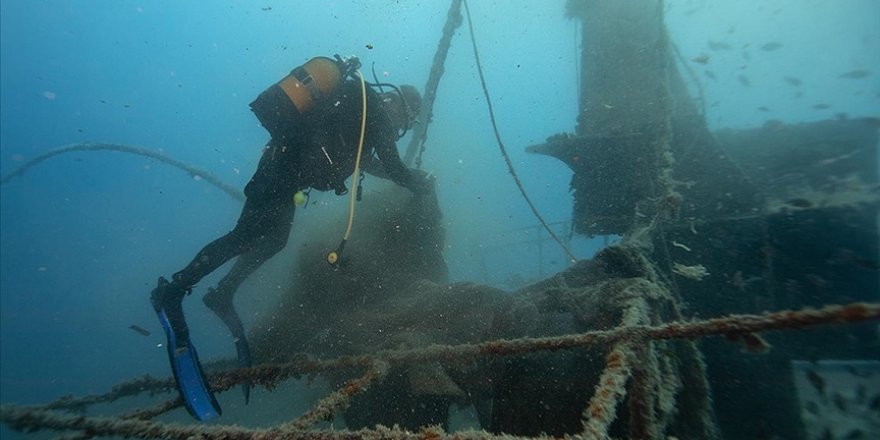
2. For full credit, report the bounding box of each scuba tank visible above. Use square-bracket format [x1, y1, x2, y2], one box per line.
[250, 55, 360, 142]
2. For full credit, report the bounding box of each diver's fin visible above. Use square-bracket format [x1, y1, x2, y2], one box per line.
[204, 287, 252, 404]
[234, 335, 252, 404]
[152, 277, 222, 421]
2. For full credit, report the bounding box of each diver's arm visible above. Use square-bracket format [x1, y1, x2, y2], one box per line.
[371, 141, 430, 193]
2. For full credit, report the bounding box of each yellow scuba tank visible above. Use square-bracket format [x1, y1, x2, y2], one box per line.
[250, 55, 358, 142]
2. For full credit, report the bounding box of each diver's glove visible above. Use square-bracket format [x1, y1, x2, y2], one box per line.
[151, 277, 222, 421]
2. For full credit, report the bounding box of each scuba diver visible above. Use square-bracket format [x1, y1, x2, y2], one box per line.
[149, 54, 431, 420]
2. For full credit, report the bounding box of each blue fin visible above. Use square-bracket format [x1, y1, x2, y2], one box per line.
[156, 307, 222, 421]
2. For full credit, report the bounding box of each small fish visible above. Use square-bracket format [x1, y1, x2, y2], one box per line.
[758, 106, 770, 112]
[261, 6, 272, 11]
[704, 70, 716, 79]
[761, 42, 783, 51]
[738, 75, 751, 87]
[365, 43, 374, 50]
[838, 69, 870, 79]
[804, 400, 819, 415]
[831, 392, 847, 412]
[806, 368, 826, 397]
[708, 40, 731, 50]
[742, 51, 751, 61]
[129, 324, 151, 337]
[869, 394, 880, 411]
[783, 76, 801, 86]
[819, 427, 833, 440]
[813, 103, 831, 110]
[691, 54, 711, 64]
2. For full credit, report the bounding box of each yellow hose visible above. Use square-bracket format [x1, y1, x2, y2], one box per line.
[327, 70, 367, 265]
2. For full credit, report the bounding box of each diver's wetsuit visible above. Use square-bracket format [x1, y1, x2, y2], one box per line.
[169, 80, 421, 315]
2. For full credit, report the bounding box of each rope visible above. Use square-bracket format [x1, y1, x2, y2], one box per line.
[461, 0, 578, 263]
[403, 0, 463, 168]
[2, 301, 875, 438]
[0, 143, 244, 202]
[24, 300, 880, 414]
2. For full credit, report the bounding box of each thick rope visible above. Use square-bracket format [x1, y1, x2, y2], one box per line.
[0, 143, 244, 202]
[20, 301, 880, 415]
[461, 0, 578, 263]
[4, 302, 876, 439]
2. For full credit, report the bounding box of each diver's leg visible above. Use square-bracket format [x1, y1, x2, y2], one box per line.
[202, 202, 294, 403]
[202, 197, 295, 327]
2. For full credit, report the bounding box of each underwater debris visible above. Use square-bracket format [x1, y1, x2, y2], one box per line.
[671, 241, 691, 252]
[672, 263, 710, 280]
